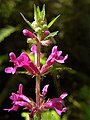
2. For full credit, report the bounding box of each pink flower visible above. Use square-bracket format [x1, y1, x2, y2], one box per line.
[30, 44, 37, 54]
[44, 30, 50, 35]
[44, 93, 68, 115]
[40, 46, 68, 74]
[30, 44, 42, 55]
[42, 84, 49, 97]
[23, 29, 39, 43]
[5, 52, 40, 75]
[4, 84, 32, 111]
[23, 29, 35, 38]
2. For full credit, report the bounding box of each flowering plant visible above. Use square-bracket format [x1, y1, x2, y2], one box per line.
[4, 5, 68, 120]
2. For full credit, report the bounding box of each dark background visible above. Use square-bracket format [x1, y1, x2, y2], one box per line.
[0, 0, 90, 120]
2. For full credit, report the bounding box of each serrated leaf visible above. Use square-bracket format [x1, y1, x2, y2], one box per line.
[20, 12, 33, 29]
[45, 31, 59, 40]
[48, 15, 60, 28]
[0, 26, 18, 43]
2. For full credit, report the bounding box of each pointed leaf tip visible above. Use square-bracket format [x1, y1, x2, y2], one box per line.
[45, 31, 59, 40]
[20, 12, 33, 29]
[48, 14, 60, 28]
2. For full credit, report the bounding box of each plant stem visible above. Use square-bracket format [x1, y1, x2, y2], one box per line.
[35, 35, 41, 120]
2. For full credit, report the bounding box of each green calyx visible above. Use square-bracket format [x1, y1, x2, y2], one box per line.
[20, 4, 60, 35]
[31, 4, 48, 34]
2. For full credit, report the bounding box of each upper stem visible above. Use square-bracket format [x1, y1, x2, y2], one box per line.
[35, 34, 41, 120]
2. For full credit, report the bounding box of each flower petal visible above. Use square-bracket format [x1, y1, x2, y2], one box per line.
[52, 46, 57, 53]
[9, 52, 16, 62]
[42, 84, 49, 96]
[5, 67, 16, 74]
[17, 84, 23, 95]
[60, 93, 68, 99]
[4, 105, 19, 112]
[30, 44, 37, 54]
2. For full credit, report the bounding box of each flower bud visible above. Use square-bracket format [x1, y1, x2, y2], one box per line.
[27, 38, 33, 43]
[43, 24, 48, 30]
[35, 27, 41, 33]
[31, 21, 37, 29]
[44, 30, 50, 35]
[23, 29, 35, 38]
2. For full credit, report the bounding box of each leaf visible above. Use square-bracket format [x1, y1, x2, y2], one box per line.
[20, 12, 33, 29]
[41, 110, 60, 120]
[0, 26, 18, 43]
[34, 4, 38, 21]
[52, 64, 75, 74]
[48, 15, 60, 28]
[44, 31, 59, 40]
[21, 112, 30, 120]
[37, 6, 40, 19]
[17, 71, 31, 75]
[41, 4, 45, 20]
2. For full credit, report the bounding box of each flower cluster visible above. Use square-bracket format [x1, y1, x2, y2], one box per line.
[5, 44, 68, 75]
[4, 84, 68, 118]
[5, 52, 40, 75]
[4, 5, 68, 119]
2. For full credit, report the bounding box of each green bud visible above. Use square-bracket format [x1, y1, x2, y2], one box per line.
[27, 38, 32, 43]
[42, 24, 48, 30]
[31, 21, 37, 30]
[35, 27, 42, 33]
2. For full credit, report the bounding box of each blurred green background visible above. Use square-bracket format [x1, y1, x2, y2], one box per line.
[0, 0, 90, 120]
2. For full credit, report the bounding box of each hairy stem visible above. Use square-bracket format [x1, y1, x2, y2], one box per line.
[35, 35, 41, 120]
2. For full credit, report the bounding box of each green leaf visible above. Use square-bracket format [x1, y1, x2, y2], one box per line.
[20, 12, 33, 29]
[17, 71, 31, 75]
[41, 4, 45, 20]
[40, 56, 46, 65]
[34, 4, 38, 21]
[21, 112, 29, 120]
[53, 64, 75, 73]
[37, 6, 40, 19]
[44, 31, 59, 40]
[0, 26, 18, 43]
[41, 110, 60, 120]
[48, 15, 60, 28]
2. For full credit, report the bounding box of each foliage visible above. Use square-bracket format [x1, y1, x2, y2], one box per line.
[0, 26, 19, 43]
[22, 110, 61, 120]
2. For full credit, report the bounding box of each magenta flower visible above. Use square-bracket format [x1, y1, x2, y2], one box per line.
[30, 44, 37, 54]
[4, 84, 32, 111]
[44, 30, 50, 35]
[30, 44, 42, 55]
[4, 84, 38, 118]
[23, 29, 35, 38]
[44, 93, 68, 115]
[5, 52, 40, 75]
[40, 46, 68, 74]
[42, 84, 49, 97]
[23, 29, 39, 43]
